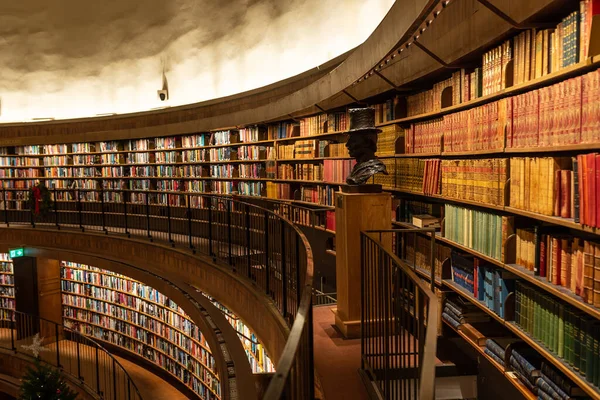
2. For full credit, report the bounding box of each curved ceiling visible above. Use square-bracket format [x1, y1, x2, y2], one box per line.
[0, 0, 395, 122]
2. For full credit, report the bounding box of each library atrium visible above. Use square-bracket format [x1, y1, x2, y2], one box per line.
[1, 0, 599, 399]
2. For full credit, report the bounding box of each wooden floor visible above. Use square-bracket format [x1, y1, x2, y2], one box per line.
[313, 305, 369, 400]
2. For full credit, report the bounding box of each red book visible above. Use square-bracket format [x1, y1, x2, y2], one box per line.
[552, 237, 561, 285]
[539, 234, 547, 278]
[560, 170, 572, 218]
[596, 154, 600, 228]
[589, 153, 597, 227]
[554, 170, 562, 216]
[580, 154, 587, 225]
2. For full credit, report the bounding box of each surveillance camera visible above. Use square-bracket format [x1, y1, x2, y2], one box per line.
[157, 89, 168, 101]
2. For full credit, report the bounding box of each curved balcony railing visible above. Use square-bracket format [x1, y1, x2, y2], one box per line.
[0, 309, 143, 400]
[0, 188, 314, 400]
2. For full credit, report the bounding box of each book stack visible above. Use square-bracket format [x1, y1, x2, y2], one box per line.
[461, 68, 483, 103]
[405, 119, 443, 154]
[323, 160, 356, 184]
[300, 185, 336, 206]
[422, 159, 440, 195]
[538, 361, 587, 399]
[407, 90, 435, 117]
[516, 281, 600, 387]
[412, 214, 440, 229]
[443, 99, 508, 153]
[484, 338, 520, 367]
[239, 126, 269, 142]
[442, 297, 491, 330]
[444, 205, 514, 262]
[482, 40, 511, 97]
[509, 157, 572, 217]
[238, 145, 271, 161]
[182, 134, 208, 148]
[394, 158, 424, 192]
[236, 163, 264, 179]
[374, 96, 402, 123]
[300, 114, 327, 137]
[441, 158, 508, 206]
[404, 233, 451, 279]
[277, 144, 295, 159]
[266, 182, 291, 200]
[508, 347, 543, 395]
[376, 124, 403, 157]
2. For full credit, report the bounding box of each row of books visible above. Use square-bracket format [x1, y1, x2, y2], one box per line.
[403, 232, 451, 279]
[443, 204, 513, 262]
[515, 281, 600, 388]
[441, 158, 507, 206]
[451, 252, 514, 318]
[441, 297, 491, 330]
[515, 229, 600, 308]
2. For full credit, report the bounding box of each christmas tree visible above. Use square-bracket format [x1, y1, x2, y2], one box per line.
[19, 359, 78, 400]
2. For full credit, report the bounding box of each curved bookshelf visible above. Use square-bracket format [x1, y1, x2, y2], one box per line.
[60, 262, 221, 399]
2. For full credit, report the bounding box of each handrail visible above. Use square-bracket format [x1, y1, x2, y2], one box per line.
[0, 188, 315, 400]
[0, 309, 143, 400]
[360, 230, 438, 400]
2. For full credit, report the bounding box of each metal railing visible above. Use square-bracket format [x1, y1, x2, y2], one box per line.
[0, 188, 314, 400]
[0, 309, 142, 400]
[360, 230, 438, 400]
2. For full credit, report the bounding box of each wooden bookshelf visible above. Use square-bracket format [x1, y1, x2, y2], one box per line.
[60, 262, 221, 399]
[442, 320, 537, 400]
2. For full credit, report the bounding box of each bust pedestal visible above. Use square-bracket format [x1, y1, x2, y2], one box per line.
[333, 190, 391, 339]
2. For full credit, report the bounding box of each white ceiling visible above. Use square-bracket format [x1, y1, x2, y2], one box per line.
[0, 0, 395, 122]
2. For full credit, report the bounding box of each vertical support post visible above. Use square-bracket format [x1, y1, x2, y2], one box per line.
[113, 358, 117, 400]
[76, 339, 82, 380]
[2, 188, 8, 227]
[246, 204, 251, 279]
[100, 187, 107, 234]
[96, 346, 101, 394]
[187, 194, 195, 252]
[10, 317, 15, 351]
[281, 219, 287, 318]
[226, 200, 232, 265]
[264, 211, 270, 296]
[123, 190, 130, 237]
[145, 191, 152, 240]
[296, 233, 301, 306]
[77, 190, 84, 231]
[54, 189, 60, 229]
[430, 229, 436, 292]
[166, 195, 174, 246]
[208, 197, 214, 258]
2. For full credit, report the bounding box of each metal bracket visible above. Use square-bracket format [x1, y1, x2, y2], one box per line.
[342, 89, 366, 105]
[476, 0, 554, 30]
[314, 103, 326, 113]
[413, 41, 463, 69]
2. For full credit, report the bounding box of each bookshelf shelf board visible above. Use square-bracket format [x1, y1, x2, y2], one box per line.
[391, 220, 600, 321]
[377, 58, 597, 128]
[503, 143, 600, 154]
[62, 316, 220, 398]
[272, 179, 343, 186]
[504, 207, 595, 234]
[313, 225, 335, 235]
[395, 152, 441, 158]
[275, 157, 353, 162]
[0, 166, 43, 169]
[410, 264, 441, 286]
[504, 322, 600, 400]
[441, 149, 505, 157]
[442, 320, 537, 400]
[274, 130, 349, 142]
[384, 188, 505, 212]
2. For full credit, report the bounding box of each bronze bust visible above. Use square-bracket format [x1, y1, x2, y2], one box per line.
[345, 107, 388, 185]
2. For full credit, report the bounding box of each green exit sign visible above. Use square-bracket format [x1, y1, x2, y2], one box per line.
[9, 248, 24, 258]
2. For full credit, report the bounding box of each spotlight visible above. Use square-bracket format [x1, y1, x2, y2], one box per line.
[157, 89, 168, 101]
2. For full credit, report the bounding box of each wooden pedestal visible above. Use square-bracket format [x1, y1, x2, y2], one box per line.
[333, 191, 391, 339]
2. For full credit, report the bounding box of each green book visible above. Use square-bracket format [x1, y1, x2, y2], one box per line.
[573, 313, 581, 372]
[534, 295, 541, 340]
[594, 323, 600, 387]
[542, 295, 549, 346]
[585, 319, 595, 381]
[557, 303, 564, 358]
[565, 308, 573, 366]
[579, 315, 587, 374]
